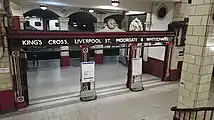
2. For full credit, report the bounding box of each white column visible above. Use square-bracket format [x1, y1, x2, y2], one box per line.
[58, 17, 69, 31]
[145, 12, 152, 31]
[59, 17, 70, 67]
[178, 1, 214, 116]
[19, 16, 25, 30]
[94, 14, 104, 64]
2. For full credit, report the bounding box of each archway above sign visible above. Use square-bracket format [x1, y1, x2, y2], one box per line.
[68, 12, 97, 32]
[23, 9, 60, 19]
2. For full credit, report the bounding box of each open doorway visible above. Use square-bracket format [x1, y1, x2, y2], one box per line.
[93, 45, 128, 89]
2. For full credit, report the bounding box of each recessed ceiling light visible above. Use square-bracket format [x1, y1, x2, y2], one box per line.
[73, 24, 78, 27]
[83, 24, 86, 27]
[111, 0, 120, 7]
[40, 4, 47, 10]
[126, 11, 145, 15]
[89, 9, 95, 13]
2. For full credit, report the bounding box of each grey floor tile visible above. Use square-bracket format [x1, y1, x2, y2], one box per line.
[1, 58, 214, 120]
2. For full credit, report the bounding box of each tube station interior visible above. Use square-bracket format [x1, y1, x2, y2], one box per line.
[9, 1, 179, 105]
[0, 0, 214, 120]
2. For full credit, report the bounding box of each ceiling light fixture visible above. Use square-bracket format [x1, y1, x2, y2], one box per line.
[126, 11, 145, 15]
[40, 4, 47, 10]
[89, 9, 95, 13]
[111, 0, 120, 7]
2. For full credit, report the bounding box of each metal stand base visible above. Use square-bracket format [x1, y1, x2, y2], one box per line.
[80, 90, 97, 101]
[130, 81, 144, 92]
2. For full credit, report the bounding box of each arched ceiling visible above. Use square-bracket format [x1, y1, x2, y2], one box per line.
[68, 12, 97, 24]
[23, 9, 60, 18]
[104, 14, 124, 23]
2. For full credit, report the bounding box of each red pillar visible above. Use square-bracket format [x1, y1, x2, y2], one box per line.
[12, 16, 20, 30]
[94, 45, 103, 64]
[60, 46, 70, 67]
[95, 53, 104, 64]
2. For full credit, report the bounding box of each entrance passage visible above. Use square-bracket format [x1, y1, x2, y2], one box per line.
[8, 30, 174, 109]
[26, 44, 169, 103]
[25, 47, 78, 102]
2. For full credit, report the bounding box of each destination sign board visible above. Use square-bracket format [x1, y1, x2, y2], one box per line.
[19, 37, 170, 46]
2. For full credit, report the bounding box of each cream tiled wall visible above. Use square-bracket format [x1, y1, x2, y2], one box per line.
[178, 0, 214, 109]
[0, 53, 13, 91]
[0, 17, 13, 91]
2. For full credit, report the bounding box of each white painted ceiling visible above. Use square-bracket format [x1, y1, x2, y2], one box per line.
[11, 0, 180, 11]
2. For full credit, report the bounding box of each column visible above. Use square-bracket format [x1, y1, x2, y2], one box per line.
[0, 16, 15, 111]
[172, 0, 189, 22]
[12, 16, 20, 30]
[169, 0, 189, 80]
[60, 46, 70, 67]
[94, 45, 104, 64]
[178, 0, 214, 111]
[59, 17, 70, 67]
[58, 17, 69, 31]
[95, 14, 104, 64]
[19, 16, 25, 30]
[145, 12, 152, 31]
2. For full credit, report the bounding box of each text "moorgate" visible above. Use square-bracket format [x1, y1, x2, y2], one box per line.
[115, 38, 138, 43]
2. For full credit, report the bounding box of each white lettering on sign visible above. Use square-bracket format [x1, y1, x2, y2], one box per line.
[146, 37, 168, 42]
[115, 38, 138, 43]
[48, 39, 69, 45]
[22, 40, 43, 46]
[74, 39, 102, 44]
[0, 68, 10, 73]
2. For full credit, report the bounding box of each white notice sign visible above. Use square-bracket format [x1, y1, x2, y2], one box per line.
[81, 61, 95, 83]
[0, 68, 10, 73]
[132, 58, 142, 76]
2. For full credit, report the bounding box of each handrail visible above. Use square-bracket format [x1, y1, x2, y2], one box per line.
[171, 106, 214, 120]
[171, 106, 214, 112]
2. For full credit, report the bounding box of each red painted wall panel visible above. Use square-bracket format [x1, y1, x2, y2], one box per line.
[60, 56, 70, 67]
[143, 57, 164, 79]
[169, 61, 182, 81]
[0, 90, 16, 112]
[169, 69, 180, 81]
[95, 54, 104, 64]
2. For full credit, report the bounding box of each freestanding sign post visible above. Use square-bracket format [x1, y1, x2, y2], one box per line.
[80, 61, 97, 101]
[130, 58, 144, 91]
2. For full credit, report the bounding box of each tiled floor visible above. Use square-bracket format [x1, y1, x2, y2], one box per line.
[1, 81, 214, 120]
[0, 81, 179, 120]
[1, 57, 214, 120]
[27, 56, 159, 101]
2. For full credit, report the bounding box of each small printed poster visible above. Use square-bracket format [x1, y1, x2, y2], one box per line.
[0, 68, 10, 73]
[81, 61, 95, 83]
[132, 58, 142, 76]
